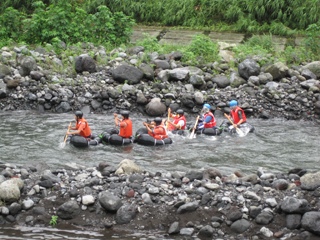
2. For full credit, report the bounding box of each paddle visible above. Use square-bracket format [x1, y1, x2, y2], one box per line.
[189, 115, 200, 139]
[224, 113, 245, 136]
[60, 122, 71, 148]
[165, 108, 171, 130]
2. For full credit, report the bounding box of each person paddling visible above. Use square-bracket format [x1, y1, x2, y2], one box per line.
[226, 100, 246, 127]
[143, 117, 168, 139]
[194, 104, 216, 131]
[67, 111, 92, 139]
[167, 109, 186, 131]
[114, 111, 133, 139]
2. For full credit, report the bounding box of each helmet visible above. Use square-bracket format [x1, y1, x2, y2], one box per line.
[203, 104, 211, 110]
[121, 110, 129, 119]
[176, 109, 184, 115]
[229, 100, 238, 107]
[154, 117, 162, 124]
[75, 110, 83, 118]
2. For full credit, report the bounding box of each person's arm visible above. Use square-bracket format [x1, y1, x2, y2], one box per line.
[236, 110, 244, 126]
[167, 120, 180, 129]
[67, 123, 83, 135]
[114, 113, 122, 127]
[143, 122, 153, 133]
[203, 115, 212, 123]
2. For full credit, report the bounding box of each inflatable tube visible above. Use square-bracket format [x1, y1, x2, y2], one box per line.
[219, 120, 255, 134]
[100, 128, 132, 145]
[133, 128, 149, 143]
[195, 128, 223, 136]
[171, 129, 189, 136]
[69, 135, 88, 148]
[136, 134, 173, 146]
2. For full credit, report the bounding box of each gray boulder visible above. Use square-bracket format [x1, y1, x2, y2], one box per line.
[168, 221, 180, 234]
[281, 197, 311, 214]
[30, 71, 44, 81]
[107, 87, 121, 99]
[154, 60, 170, 70]
[286, 214, 301, 230]
[75, 54, 96, 73]
[230, 219, 251, 233]
[230, 72, 246, 87]
[190, 75, 205, 87]
[181, 94, 194, 108]
[41, 170, 61, 183]
[258, 72, 273, 85]
[185, 170, 203, 181]
[264, 62, 289, 81]
[198, 225, 214, 237]
[213, 75, 230, 88]
[91, 100, 101, 110]
[194, 92, 204, 104]
[20, 57, 37, 76]
[9, 202, 21, 215]
[145, 98, 166, 116]
[99, 192, 122, 212]
[238, 59, 260, 80]
[301, 61, 320, 78]
[301, 68, 317, 80]
[138, 63, 154, 80]
[300, 171, 320, 190]
[255, 211, 274, 225]
[115, 204, 137, 224]
[300, 80, 320, 90]
[203, 168, 222, 179]
[182, 66, 203, 76]
[7, 79, 19, 89]
[301, 211, 320, 235]
[113, 65, 144, 84]
[136, 92, 148, 105]
[56, 102, 71, 113]
[127, 46, 145, 55]
[177, 201, 199, 214]
[0, 65, 11, 77]
[57, 200, 80, 219]
[168, 68, 189, 81]
[0, 179, 24, 203]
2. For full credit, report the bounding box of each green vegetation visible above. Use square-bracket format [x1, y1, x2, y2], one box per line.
[49, 215, 58, 226]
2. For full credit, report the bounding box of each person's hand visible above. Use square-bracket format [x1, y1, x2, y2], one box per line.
[114, 113, 117, 118]
[143, 122, 147, 126]
[167, 120, 172, 124]
[168, 108, 171, 114]
[66, 131, 70, 135]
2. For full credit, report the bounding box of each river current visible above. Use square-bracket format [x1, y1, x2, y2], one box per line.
[0, 111, 319, 239]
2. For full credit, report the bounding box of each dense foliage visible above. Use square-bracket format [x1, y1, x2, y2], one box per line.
[0, 1, 134, 46]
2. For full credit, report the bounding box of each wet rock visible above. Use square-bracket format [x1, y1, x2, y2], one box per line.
[39, 180, 53, 188]
[230, 219, 251, 233]
[185, 170, 203, 181]
[99, 192, 122, 212]
[168, 221, 179, 234]
[180, 228, 194, 236]
[281, 197, 311, 214]
[238, 59, 260, 80]
[115, 159, 142, 175]
[198, 225, 214, 237]
[113, 64, 143, 84]
[177, 201, 199, 214]
[255, 211, 273, 225]
[203, 168, 222, 180]
[213, 75, 230, 88]
[75, 54, 96, 73]
[286, 214, 301, 229]
[145, 97, 166, 116]
[56, 102, 71, 113]
[300, 171, 320, 190]
[116, 204, 137, 224]
[0, 179, 24, 203]
[273, 179, 288, 190]
[41, 170, 61, 183]
[9, 202, 21, 215]
[301, 211, 320, 235]
[57, 200, 80, 219]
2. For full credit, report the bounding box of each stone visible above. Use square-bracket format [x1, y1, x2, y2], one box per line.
[185, 170, 203, 181]
[39, 180, 53, 188]
[99, 192, 122, 212]
[145, 97, 166, 116]
[112, 65, 144, 84]
[56, 200, 80, 220]
[22, 199, 34, 210]
[301, 68, 317, 80]
[198, 225, 214, 237]
[0, 65, 11, 76]
[75, 54, 96, 73]
[300, 171, 320, 190]
[238, 59, 260, 80]
[194, 91, 204, 104]
[116, 204, 137, 224]
[213, 75, 230, 88]
[41, 170, 61, 183]
[177, 201, 199, 214]
[249, 206, 262, 218]
[20, 57, 37, 76]
[0, 179, 24, 203]
[7, 79, 19, 88]
[115, 159, 142, 175]
[9, 203, 21, 215]
[179, 228, 194, 236]
[203, 168, 222, 179]
[301, 211, 320, 235]
[141, 193, 153, 204]
[154, 60, 170, 70]
[126, 46, 145, 55]
[30, 71, 44, 81]
[229, 210, 242, 222]
[168, 68, 189, 81]
[264, 62, 289, 81]
[230, 72, 246, 88]
[82, 195, 95, 205]
[230, 219, 251, 233]
[301, 61, 320, 78]
[190, 75, 205, 87]
[265, 198, 278, 208]
[260, 227, 273, 238]
[33, 207, 46, 215]
[255, 211, 273, 225]
[56, 102, 71, 113]
[286, 214, 301, 229]
[273, 179, 288, 190]
[281, 197, 311, 214]
[168, 221, 179, 234]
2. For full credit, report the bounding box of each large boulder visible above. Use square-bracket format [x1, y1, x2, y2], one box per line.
[177, 201, 199, 214]
[116, 204, 137, 224]
[115, 159, 142, 175]
[300, 171, 320, 190]
[194, 92, 204, 104]
[107, 87, 121, 99]
[182, 66, 203, 76]
[301, 211, 320, 235]
[230, 219, 251, 233]
[181, 94, 194, 108]
[264, 62, 289, 81]
[154, 60, 170, 70]
[0, 179, 24, 203]
[126, 46, 145, 55]
[136, 92, 148, 105]
[281, 197, 311, 214]
[238, 59, 260, 80]
[113, 65, 144, 84]
[138, 63, 154, 80]
[6, 79, 19, 89]
[230, 72, 246, 87]
[99, 192, 123, 212]
[20, 57, 37, 76]
[301, 61, 320, 78]
[0, 65, 11, 78]
[190, 75, 205, 87]
[55, 102, 71, 113]
[56, 200, 80, 219]
[168, 68, 189, 81]
[145, 97, 166, 116]
[301, 68, 317, 80]
[300, 79, 320, 90]
[74, 54, 96, 73]
[212, 75, 230, 88]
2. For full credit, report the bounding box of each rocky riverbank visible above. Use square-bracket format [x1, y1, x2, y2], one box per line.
[0, 159, 319, 239]
[1, 43, 320, 122]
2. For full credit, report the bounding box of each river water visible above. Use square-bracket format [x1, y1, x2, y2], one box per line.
[1, 111, 320, 239]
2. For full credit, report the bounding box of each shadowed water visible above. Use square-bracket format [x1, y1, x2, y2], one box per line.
[0, 111, 320, 238]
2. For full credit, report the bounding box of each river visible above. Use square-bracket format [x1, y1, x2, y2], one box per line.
[0, 111, 320, 239]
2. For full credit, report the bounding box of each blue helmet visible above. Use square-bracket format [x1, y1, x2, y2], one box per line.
[229, 100, 237, 107]
[203, 104, 211, 110]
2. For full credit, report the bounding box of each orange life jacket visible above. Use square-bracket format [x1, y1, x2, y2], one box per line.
[119, 119, 132, 138]
[149, 125, 168, 140]
[168, 115, 186, 131]
[203, 112, 216, 128]
[231, 106, 246, 124]
[76, 118, 91, 138]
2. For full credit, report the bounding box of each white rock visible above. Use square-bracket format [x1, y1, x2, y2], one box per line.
[244, 191, 261, 201]
[82, 195, 95, 205]
[204, 183, 219, 190]
[265, 198, 277, 207]
[1, 207, 9, 215]
[22, 199, 34, 210]
[260, 227, 273, 237]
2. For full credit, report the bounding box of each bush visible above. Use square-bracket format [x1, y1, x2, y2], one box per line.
[0, 7, 23, 40]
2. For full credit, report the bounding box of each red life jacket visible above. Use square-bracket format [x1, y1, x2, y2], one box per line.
[231, 106, 246, 124]
[119, 119, 132, 138]
[203, 112, 216, 128]
[168, 115, 186, 131]
[149, 125, 168, 140]
[76, 118, 91, 138]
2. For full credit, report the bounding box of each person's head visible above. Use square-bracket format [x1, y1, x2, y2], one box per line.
[176, 109, 184, 117]
[229, 100, 238, 110]
[154, 117, 162, 126]
[121, 110, 129, 120]
[202, 104, 211, 114]
[74, 110, 83, 121]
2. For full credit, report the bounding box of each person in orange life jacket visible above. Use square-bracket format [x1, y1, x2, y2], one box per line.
[167, 108, 186, 130]
[143, 117, 168, 140]
[67, 111, 92, 139]
[194, 104, 216, 130]
[114, 111, 133, 138]
[227, 100, 246, 126]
